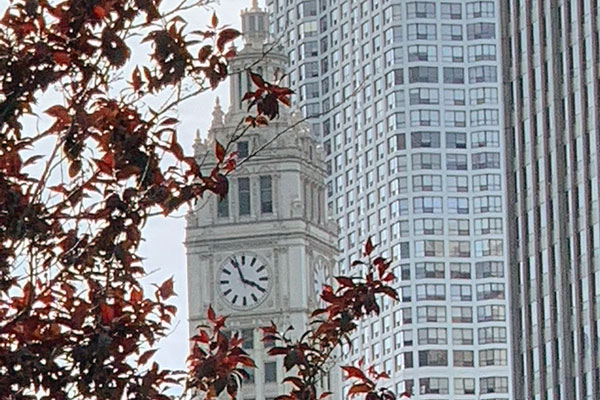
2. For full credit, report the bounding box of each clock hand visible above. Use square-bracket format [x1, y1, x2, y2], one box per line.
[231, 259, 247, 284]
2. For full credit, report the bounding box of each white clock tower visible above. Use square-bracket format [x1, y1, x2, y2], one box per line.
[185, 2, 338, 399]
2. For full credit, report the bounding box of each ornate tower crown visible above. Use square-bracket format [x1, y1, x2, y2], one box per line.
[241, 0, 269, 48]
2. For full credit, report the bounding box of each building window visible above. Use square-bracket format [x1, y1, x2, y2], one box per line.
[418, 328, 447, 345]
[217, 195, 229, 218]
[408, 66, 438, 83]
[418, 350, 448, 367]
[451, 306, 472, 322]
[417, 306, 446, 322]
[447, 197, 469, 214]
[473, 195, 502, 213]
[444, 110, 466, 127]
[260, 176, 273, 213]
[447, 175, 468, 192]
[478, 327, 507, 344]
[450, 263, 471, 279]
[466, 1, 495, 18]
[410, 110, 440, 127]
[453, 350, 474, 367]
[407, 45, 437, 61]
[406, 1, 436, 18]
[448, 219, 470, 235]
[413, 175, 442, 191]
[476, 261, 504, 278]
[413, 196, 443, 213]
[442, 45, 464, 62]
[419, 377, 449, 394]
[454, 378, 475, 395]
[238, 177, 251, 216]
[468, 44, 497, 61]
[416, 283, 446, 300]
[472, 152, 501, 169]
[241, 328, 253, 349]
[471, 130, 500, 147]
[411, 131, 440, 148]
[412, 153, 441, 169]
[476, 283, 505, 300]
[441, 24, 463, 41]
[468, 65, 497, 83]
[477, 305, 506, 322]
[264, 361, 277, 383]
[480, 376, 509, 393]
[473, 174, 501, 191]
[466, 22, 496, 39]
[474, 217, 503, 234]
[452, 328, 473, 344]
[449, 241, 471, 258]
[441, 3, 462, 19]
[450, 284, 472, 301]
[237, 141, 249, 158]
[415, 262, 445, 278]
[414, 218, 444, 235]
[409, 88, 439, 105]
[446, 154, 468, 170]
[474, 239, 504, 257]
[444, 88, 465, 105]
[479, 349, 507, 366]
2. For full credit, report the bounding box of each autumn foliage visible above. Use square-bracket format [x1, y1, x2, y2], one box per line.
[0, 0, 407, 399]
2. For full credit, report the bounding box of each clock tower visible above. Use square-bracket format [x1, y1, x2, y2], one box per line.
[185, 2, 338, 399]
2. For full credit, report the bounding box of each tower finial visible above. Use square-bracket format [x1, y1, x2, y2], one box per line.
[209, 97, 224, 130]
[251, 0, 258, 9]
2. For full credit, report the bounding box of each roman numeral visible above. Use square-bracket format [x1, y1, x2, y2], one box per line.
[223, 289, 232, 296]
[243, 296, 247, 307]
[250, 257, 257, 266]
[232, 295, 238, 304]
[241, 255, 246, 265]
[222, 268, 231, 275]
[251, 293, 258, 302]
[220, 280, 229, 285]
[256, 265, 265, 273]
[259, 276, 268, 281]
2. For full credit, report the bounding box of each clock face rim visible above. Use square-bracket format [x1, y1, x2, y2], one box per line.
[217, 252, 272, 310]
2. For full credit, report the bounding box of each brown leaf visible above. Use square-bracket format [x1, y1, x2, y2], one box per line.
[138, 349, 157, 365]
[198, 44, 212, 62]
[68, 160, 81, 178]
[362, 236, 375, 257]
[158, 276, 175, 299]
[211, 12, 219, 28]
[214, 140, 225, 163]
[249, 71, 265, 89]
[100, 303, 115, 325]
[216, 28, 240, 52]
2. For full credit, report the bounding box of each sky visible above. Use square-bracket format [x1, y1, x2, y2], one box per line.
[138, 0, 249, 378]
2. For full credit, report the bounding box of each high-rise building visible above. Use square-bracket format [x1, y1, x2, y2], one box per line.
[185, 3, 338, 399]
[501, 1, 600, 399]
[269, 0, 511, 398]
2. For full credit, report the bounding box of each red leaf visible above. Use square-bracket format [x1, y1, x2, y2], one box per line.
[214, 140, 225, 163]
[341, 366, 367, 380]
[130, 287, 143, 303]
[335, 276, 354, 287]
[211, 12, 219, 28]
[348, 384, 372, 396]
[161, 117, 179, 126]
[362, 236, 375, 257]
[138, 349, 157, 365]
[45, 105, 69, 122]
[282, 376, 303, 389]
[131, 67, 142, 91]
[53, 51, 70, 65]
[100, 303, 115, 325]
[249, 72, 266, 89]
[158, 276, 175, 299]
[207, 305, 216, 322]
[398, 391, 411, 398]
[216, 28, 241, 52]
[68, 160, 81, 178]
[319, 392, 333, 399]
[198, 44, 213, 62]
[92, 5, 106, 19]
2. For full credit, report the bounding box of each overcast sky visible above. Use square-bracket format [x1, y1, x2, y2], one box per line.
[139, 0, 249, 378]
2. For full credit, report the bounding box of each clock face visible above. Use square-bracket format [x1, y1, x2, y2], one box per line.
[218, 253, 271, 309]
[313, 258, 329, 306]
